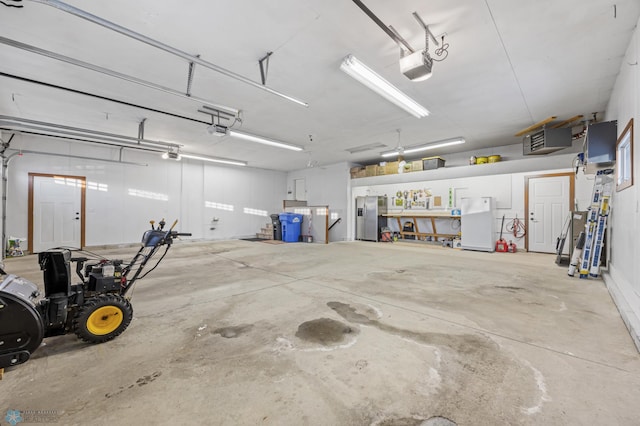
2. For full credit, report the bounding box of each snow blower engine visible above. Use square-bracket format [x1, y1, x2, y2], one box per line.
[0, 219, 190, 370]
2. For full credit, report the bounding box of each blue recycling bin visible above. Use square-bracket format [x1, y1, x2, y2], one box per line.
[279, 213, 303, 242]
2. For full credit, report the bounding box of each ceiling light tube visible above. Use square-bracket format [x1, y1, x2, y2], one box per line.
[381, 137, 465, 158]
[180, 153, 247, 166]
[340, 54, 429, 118]
[228, 130, 303, 152]
[380, 150, 402, 158]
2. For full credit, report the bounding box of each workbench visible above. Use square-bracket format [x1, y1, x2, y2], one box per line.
[383, 211, 461, 240]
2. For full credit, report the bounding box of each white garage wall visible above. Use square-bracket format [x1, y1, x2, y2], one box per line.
[347, 143, 593, 243]
[603, 15, 640, 350]
[350, 165, 588, 246]
[5, 134, 286, 246]
[286, 162, 350, 241]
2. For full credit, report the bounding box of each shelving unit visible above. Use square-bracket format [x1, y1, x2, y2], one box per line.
[351, 152, 578, 187]
[383, 211, 460, 240]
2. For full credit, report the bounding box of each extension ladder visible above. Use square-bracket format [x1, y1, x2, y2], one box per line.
[578, 169, 614, 278]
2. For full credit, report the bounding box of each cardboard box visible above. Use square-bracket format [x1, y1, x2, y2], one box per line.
[384, 161, 399, 174]
[376, 165, 386, 176]
[365, 164, 377, 177]
[350, 166, 365, 178]
[411, 160, 423, 171]
[422, 156, 445, 170]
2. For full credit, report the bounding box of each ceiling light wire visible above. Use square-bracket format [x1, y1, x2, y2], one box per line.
[0, 0, 23, 8]
[483, 0, 533, 122]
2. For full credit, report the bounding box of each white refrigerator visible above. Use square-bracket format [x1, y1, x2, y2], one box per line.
[461, 197, 495, 252]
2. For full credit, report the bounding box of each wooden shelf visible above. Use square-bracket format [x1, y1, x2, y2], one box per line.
[384, 212, 460, 240]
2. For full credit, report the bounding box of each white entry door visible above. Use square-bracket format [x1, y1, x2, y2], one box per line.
[294, 178, 306, 201]
[33, 176, 82, 252]
[528, 175, 570, 253]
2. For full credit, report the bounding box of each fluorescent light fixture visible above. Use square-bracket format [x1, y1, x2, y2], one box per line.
[228, 130, 303, 151]
[340, 54, 429, 118]
[381, 137, 465, 158]
[162, 151, 181, 160]
[180, 153, 247, 166]
[345, 142, 388, 154]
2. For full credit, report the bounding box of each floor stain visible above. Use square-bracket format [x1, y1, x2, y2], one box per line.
[328, 301, 538, 421]
[374, 416, 457, 426]
[376, 418, 425, 426]
[355, 359, 368, 370]
[295, 318, 357, 345]
[213, 324, 253, 339]
[105, 371, 162, 398]
[327, 301, 495, 353]
[137, 371, 162, 386]
[494, 286, 526, 291]
[423, 417, 457, 426]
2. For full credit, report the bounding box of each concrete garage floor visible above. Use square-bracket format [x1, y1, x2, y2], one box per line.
[2, 240, 640, 425]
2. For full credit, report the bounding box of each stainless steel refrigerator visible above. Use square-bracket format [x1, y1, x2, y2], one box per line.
[461, 196, 495, 252]
[356, 196, 387, 241]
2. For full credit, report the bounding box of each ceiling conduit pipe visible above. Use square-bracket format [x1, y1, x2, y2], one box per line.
[0, 115, 182, 151]
[0, 72, 214, 126]
[27, 0, 309, 108]
[0, 36, 240, 116]
[0, 135, 14, 261]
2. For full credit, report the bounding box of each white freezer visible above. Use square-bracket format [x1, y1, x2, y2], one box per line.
[461, 197, 495, 252]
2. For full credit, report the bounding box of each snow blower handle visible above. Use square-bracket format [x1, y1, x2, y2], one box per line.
[170, 232, 192, 238]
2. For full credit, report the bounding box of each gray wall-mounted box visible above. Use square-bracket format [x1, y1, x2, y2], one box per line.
[523, 127, 572, 155]
[587, 120, 617, 164]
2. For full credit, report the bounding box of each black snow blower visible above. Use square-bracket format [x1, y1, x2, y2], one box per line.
[0, 219, 190, 370]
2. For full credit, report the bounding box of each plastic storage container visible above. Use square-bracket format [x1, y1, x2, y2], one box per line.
[279, 213, 303, 242]
[270, 214, 282, 241]
[422, 156, 445, 170]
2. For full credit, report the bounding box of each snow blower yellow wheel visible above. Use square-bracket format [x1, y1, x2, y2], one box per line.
[87, 306, 123, 335]
[73, 294, 133, 343]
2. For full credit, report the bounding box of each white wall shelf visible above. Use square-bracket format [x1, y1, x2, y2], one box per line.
[351, 152, 578, 187]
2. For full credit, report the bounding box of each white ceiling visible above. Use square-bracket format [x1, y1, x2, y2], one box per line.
[1, 0, 638, 171]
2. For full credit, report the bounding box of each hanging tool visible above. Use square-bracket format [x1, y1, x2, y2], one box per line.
[555, 213, 572, 265]
[568, 231, 586, 276]
[495, 215, 508, 252]
[506, 215, 526, 238]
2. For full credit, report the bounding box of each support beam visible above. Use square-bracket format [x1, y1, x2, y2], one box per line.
[27, 0, 309, 107]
